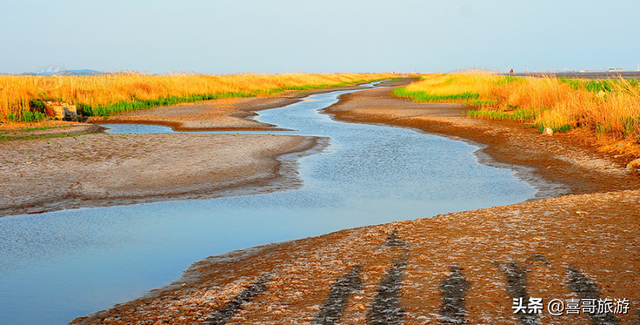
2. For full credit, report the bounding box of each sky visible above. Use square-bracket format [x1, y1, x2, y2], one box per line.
[1, 0, 639, 74]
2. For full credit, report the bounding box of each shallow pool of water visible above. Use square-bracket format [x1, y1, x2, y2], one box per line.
[0, 88, 536, 324]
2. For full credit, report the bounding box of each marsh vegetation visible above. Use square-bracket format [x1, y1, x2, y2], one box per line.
[395, 73, 640, 155]
[0, 73, 394, 122]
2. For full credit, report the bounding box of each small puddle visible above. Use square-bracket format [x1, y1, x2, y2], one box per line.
[0, 85, 536, 324]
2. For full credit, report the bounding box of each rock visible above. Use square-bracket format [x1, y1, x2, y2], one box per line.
[542, 127, 553, 136]
[44, 101, 78, 120]
[45, 102, 65, 119]
[626, 158, 640, 170]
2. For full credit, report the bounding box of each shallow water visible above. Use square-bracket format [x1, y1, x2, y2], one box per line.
[0, 87, 536, 325]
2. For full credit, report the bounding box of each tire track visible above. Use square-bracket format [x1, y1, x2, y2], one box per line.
[368, 254, 408, 325]
[567, 266, 620, 325]
[312, 267, 363, 325]
[203, 274, 271, 325]
[499, 261, 538, 325]
[438, 265, 470, 324]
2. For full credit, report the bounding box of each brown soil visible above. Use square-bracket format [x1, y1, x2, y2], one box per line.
[69, 79, 640, 324]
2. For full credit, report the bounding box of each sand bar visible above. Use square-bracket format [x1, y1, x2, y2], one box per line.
[0, 133, 323, 217]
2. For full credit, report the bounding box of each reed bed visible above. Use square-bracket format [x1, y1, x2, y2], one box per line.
[395, 73, 640, 151]
[0, 72, 394, 122]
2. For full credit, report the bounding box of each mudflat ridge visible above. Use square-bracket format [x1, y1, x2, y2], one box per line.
[0, 133, 323, 216]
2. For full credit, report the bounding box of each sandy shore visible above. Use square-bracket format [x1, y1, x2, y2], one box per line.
[0, 133, 324, 216]
[69, 79, 640, 324]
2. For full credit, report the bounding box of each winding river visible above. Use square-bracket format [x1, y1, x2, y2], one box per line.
[0, 85, 536, 324]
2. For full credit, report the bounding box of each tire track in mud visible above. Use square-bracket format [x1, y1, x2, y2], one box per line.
[365, 231, 410, 325]
[311, 230, 411, 325]
[203, 274, 271, 325]
[438, 265, 470, 324]
[367, 254, 408, 325]
[72, 227, 635, 325]
[498, 261, 538, 325]
[312, 267, 363, 325]
[202, 238, 628, 325]
[567, 266, 621, 325]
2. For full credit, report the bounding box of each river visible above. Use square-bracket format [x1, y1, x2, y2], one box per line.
[0, 85, 536, 324]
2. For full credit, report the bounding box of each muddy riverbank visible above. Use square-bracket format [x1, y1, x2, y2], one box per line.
[325, 78, 640, 196]
[0, 134, 323, 216]
[71, 188, 640, 324]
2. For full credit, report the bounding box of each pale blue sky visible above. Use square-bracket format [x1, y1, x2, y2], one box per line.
[2, 0, 639, 74]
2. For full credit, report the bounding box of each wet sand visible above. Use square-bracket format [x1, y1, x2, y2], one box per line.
[0, 133, 323, 216]
[70, 78, 640, 324]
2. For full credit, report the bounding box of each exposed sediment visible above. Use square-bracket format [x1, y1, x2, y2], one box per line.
[0, 133, 324, 216]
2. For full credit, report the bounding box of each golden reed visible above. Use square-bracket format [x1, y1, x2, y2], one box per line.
[0, 72, 395, 121]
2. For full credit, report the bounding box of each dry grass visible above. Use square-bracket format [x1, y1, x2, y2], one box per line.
[0, 72, 395, 122]
[396, 73, 640, 156]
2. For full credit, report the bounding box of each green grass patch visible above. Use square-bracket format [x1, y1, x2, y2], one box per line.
[468, 109, 572, 133]
[557, 77, 640, 93]
[495, 76, 522, 85]
[584, 79, 613, 93]
[29, 99, 45, 111]
[80, 91, 256, 117]
[394, 87, 480, 102]
[467, 109, 540, 121]
[623, 116, 640, 136]
[0, 125, 69, 133]
[19, 125, 65, 132]
[4, 110, 47, 123]
[535, 124, 571, 133]
[469, 100, 495, 106]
